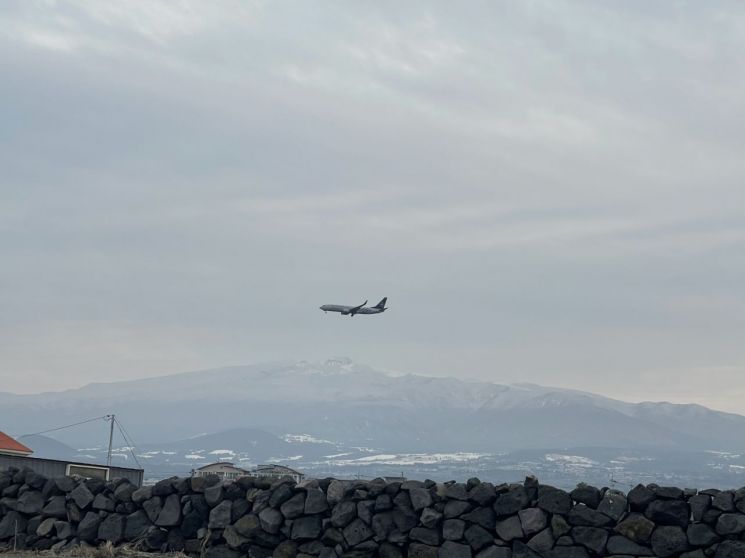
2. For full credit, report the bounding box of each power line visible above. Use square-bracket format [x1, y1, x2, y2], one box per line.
[15, 413, 147, 473]
[114, 417, 143, 470]
[17, 416, 110, 438]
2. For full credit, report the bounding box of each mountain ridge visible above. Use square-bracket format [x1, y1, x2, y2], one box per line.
[1, 358, 742, 453]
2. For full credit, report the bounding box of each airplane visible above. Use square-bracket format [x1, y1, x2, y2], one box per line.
[320, 297, 388, 316]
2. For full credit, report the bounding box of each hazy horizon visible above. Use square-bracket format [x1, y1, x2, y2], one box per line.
[2, 2, 744, 414]
[3, 357, 745, 419]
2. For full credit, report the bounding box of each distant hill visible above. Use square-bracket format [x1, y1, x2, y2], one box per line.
[1, 358, 744, 454]
[18, 434, 79, 460]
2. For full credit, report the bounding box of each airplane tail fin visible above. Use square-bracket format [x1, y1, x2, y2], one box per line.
[374, 297, 388, 310]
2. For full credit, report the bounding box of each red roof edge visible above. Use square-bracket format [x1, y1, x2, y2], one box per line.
[0, 431, 33, 455]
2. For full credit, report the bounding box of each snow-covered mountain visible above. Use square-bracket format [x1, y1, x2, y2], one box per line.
[2, 358, 744, 453]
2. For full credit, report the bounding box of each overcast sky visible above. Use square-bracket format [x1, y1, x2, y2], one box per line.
[1, 1, 744, 412]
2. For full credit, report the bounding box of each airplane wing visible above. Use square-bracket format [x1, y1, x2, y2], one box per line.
[349, 300, 368, 316]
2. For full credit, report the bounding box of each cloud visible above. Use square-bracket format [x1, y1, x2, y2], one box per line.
[0, 1, 744, 412]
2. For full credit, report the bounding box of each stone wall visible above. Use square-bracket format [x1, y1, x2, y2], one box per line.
[1, 466, 745, 557]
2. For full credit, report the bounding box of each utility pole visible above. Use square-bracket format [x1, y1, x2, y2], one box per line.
[106, 414, 115, 466]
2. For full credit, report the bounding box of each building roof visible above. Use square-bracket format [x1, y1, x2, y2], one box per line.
[0, 431, 33, 456]
[195, 461, 248, 472]
[255, 464, 302, 475]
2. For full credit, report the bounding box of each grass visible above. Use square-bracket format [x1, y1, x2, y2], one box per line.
[0, 542, 189, 558]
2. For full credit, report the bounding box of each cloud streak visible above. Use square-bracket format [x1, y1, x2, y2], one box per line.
[1, 1, 744, 412]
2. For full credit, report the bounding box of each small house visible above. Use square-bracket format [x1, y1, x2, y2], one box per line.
[192, 462, 249, 481]
[252, 464, 304, 483]
[0, 431, 33, 457]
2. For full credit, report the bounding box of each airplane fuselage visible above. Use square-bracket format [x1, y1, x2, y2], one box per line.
[319, 304, 385, 315]
[320, 300, 387, 316]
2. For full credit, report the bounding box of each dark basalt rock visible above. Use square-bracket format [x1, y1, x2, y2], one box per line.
[223, 482, 244, 502]
[41, 479, 61, 500]
[570, 485, 601, 509]
[41, 495, 67, 519]
[462, 506, 495, 530]
[77, 511, 101, 543]
[392, 506, 417, 533]
[445, 500, 472, 518]
[208, 500, 232, 529]
[268, 483, 293, 508]
[650, 525, 689, 558]
[441, 483, 468, 501]
[0, 510, 26, 539]
[443, 518, 465, 540]
[52, 477, 77, 494]
[410, 487, 434, 511]
[420, 507, 442, 529]
[464, 524, 492, 551]
[166, 528, 185, 551]
[142, 496, 162, 523]
[645, 499, 690, 528]
[511, 540, 542, 557]
[230, 497, 249, 521]
[528, 527, 555, 554]
[343, 517, 373, 546]
[469, 482, 496, 506]
[222, 525, 250, 550]
[258, 507, 283, 534]
[92, 493, 115, 512]
[597, 490, 627, 521]
[155, 494, 182, 527]
[204, 544, 242, 558]
[151, 479, 174, 497]
[410, 526, 441, 546]
[493, 487, 530, 517]
[651, 486, 684, 500]
[538, 486, 572, 515]
[712, 491, 735, 512]
[98, 513, 125, 544]
[715, 512, 745, 535]
[567, 504, 613, 527]
[305, 488, 329, 514]
[379, 541, 404, 558]
[614, 512, 655, 543]
[628, 484, 655, 511]
[291, 514, 322, 540]
[16, 491, 45, 515]
[542, 546, 590, 558]
[475, 547, 512, 558]
[24, 472, 47, 491]
[131, 485, 152, 504]
[54, 520, 73, 539]
[204, 484, 224, 508]
[371, 511, 396, 540]
[571, 526, 608, 555]
[686, 523, 719, 547]
[233, 513, 262, 537]
[408, 543, 439, 558]
[496, 515, 524, 541]
[6, 469, 745, 558]
[715, 540, 745, 558]
[330, 499, 357, 528]
[125, 509, 152, 540]
[36, 517, 56, 537]
[689, 494, 711, 522]
[518, 507, 547, 536]
[85, 477, 106, 495]
[114, 483, 136, 503]
[441, 540, 472, 557]
[551, 514, 571, 538]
